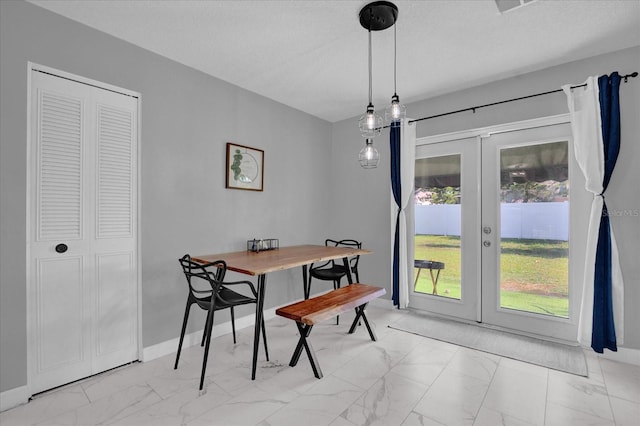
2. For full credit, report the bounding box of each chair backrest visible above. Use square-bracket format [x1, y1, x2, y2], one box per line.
[178, 254, 227, 299]
[325, 239, 362, 270]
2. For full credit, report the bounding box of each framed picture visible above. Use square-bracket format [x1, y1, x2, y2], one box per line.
[225, 143, 264, 191]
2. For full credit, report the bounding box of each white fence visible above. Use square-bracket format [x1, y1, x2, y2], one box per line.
[415, 202, 569, 240]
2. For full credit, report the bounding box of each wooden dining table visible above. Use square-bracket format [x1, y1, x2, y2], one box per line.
[191, 244, 371, 379]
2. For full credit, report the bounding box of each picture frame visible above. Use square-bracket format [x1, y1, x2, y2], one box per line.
[225, 142, 264, 191]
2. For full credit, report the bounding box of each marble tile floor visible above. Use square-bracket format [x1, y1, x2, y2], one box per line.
[2, 306, 639, 426]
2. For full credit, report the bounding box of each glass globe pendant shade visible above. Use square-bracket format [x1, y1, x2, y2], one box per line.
[359, 104, 382, 138]
[385, 93, 406, 124]
[359, 138, 380, 169]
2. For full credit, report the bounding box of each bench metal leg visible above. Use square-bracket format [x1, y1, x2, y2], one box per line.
[290, 322, 323, 379]
[348, 303, 377, 341]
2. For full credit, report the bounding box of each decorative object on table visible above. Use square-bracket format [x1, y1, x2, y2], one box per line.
[247, 238, 279, 253]
[225, 142, 264, 191]
[357, 1, 403, 169]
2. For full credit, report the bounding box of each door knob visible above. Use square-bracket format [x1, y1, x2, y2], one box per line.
[483, 241, 491, 247]
[483, 226, 492, 234]
[55, 243, 68, 253]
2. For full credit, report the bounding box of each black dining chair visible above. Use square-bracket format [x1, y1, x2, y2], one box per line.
[308, 239, 362, 324]
[174, 254, 268, 390]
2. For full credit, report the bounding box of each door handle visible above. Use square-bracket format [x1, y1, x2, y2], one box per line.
[483, 241, 491, 247]
[55, 243, 68, 253]
[483, 226, 492, 234]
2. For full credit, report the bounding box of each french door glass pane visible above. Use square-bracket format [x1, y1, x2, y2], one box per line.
[498, 141, 569, 317]
[414, 154, 461, 299]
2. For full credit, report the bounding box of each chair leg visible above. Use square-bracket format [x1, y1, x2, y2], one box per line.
[201, 310, 211, 347]
[175, 300, 192, 370]
[335, 279, 341, 325]
[306, 274, 313, 299]
[230, 307, 236, 344]
[200, 307, 215, 391]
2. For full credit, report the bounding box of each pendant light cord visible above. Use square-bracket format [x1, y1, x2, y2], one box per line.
[393, 23, 397, 95]
[368, 29, 373, 105]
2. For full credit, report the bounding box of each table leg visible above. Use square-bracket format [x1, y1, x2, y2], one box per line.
[252, 274, 267, 380]
[302, 264, 309, 299]
[343, 257, 353, 284]
[343, 256, 359, 327]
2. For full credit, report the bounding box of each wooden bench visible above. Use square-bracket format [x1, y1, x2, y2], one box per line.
[275, 283, 386, 378]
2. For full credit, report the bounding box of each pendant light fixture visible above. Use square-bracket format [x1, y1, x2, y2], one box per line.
[359, 138, 381, 169]
[358, 27, 382, 139]
[385, 20, 406, 124]
[357, 1, 399, 169]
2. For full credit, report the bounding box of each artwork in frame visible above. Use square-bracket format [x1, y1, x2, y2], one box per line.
[225, 143, 264, 191]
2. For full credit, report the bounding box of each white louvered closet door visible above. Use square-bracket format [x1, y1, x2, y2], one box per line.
[29, 70, 138, 394]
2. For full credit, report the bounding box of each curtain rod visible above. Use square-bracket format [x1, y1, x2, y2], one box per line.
[402, 71, 638, 126]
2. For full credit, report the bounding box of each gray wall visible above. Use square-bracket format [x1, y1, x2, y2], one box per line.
[1, 0, 332, 393]
[332, 46, 640, 349]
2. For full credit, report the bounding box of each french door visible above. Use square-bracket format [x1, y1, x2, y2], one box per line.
[411, 120, 587, 341]
[411, 137, 480, 322]
[28, 67, 140, 393]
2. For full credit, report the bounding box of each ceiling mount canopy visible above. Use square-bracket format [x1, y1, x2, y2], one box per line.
[359, 1, 398, 31]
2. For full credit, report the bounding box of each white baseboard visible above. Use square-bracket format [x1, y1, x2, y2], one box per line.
[369, 297, 395, 310]
[596, 346, 640, 367]
[142, 295, 393, 363]
[0, 385, 30, 412]
[143, 307, 277, 362]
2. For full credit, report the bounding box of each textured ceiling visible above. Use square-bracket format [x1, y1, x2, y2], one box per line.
[28, 0, 640, 122]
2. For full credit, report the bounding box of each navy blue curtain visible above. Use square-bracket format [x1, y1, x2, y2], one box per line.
[390, 121, 401, 307]
[592, 72, 621, 353]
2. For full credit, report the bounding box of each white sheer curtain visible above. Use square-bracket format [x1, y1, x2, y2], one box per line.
[390, 119, 416, 309]
[563, 78, 624, 347]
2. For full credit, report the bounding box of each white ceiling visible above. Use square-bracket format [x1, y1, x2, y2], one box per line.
[28, 0, 640, 123]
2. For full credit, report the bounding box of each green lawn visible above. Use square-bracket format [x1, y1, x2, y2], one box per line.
[414, 235, 569, 317]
